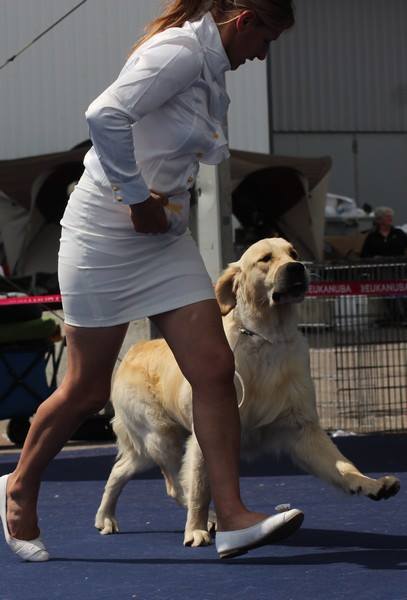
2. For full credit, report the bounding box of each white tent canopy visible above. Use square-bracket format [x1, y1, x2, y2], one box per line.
[0, 148, 332, 279]
[230, 150, 332, 261]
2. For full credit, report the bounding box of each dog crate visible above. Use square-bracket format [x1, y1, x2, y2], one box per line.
[300, 258, 407, 434]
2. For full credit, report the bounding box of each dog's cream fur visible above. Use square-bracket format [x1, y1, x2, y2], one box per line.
[95, 238, 400, 546]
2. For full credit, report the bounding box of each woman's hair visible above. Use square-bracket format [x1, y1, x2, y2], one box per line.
[131, 0, 295, 52]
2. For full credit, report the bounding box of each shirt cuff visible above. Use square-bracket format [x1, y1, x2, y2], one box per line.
[110, 179, 151, 205]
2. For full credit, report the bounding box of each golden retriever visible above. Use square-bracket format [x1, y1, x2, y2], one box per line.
[95, 237, 400, 547]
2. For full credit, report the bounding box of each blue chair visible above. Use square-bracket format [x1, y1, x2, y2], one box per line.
[0, 332, 64, 445]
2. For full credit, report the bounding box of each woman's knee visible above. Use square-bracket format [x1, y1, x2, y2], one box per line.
[57, 378, 111, 415]
[188, 344, 235, 389]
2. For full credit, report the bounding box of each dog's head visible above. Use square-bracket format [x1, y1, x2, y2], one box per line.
[216, 238, 308, 316]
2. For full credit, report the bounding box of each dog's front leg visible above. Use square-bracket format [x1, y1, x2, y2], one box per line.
[289, 423, 400, 500]
[181, 434, 212, 547]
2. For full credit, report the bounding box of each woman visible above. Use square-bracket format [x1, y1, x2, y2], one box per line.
[0, 0, 303, 561]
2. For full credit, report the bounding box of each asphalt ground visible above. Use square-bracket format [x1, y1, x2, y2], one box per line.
[0, 438, 406, 600]
[1, 313, 406, 599]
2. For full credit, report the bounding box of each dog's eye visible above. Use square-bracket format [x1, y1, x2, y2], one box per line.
[259, 253, 272, 263]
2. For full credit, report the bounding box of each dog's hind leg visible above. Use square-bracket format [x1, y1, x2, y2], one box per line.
[95, 417, 152, 534]
[288, 423, 400, 500]
[144, 426, 187, 508]
[181, 434, 212, 547]
[207, 509, 217, 534]
[161, 467, 186, 508]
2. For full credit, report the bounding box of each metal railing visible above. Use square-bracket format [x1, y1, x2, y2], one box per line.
[301, 258, 407, 433]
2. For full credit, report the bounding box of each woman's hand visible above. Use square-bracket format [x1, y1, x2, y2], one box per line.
[130, 192, 169, 234]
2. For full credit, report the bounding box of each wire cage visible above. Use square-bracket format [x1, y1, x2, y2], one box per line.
[300, 258, 407, 434]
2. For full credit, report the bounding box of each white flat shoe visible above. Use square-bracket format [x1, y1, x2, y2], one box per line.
[0, 474, 49, 562]
[216, 508, 304, 559]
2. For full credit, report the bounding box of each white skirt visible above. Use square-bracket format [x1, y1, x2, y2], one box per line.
[58, 171, 215, 327]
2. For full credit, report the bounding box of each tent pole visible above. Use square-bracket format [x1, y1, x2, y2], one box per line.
[267, 53, 274, 155]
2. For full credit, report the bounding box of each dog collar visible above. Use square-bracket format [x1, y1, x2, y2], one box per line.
[239, 326, 274, 344]
[237, 323, 296, 346]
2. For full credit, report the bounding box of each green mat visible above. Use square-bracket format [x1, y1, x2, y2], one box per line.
[0, 318, 58, 344]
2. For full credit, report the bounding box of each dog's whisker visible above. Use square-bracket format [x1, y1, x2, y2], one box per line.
[308, 271, 322, 281]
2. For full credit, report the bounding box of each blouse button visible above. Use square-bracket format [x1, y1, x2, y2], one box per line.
[213, 132, 219, 139]
[116, 196, 123, 202]
[112, 185, 119, 191]
[187, 176, 194, 184]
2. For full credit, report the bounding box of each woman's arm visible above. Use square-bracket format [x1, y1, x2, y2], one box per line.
[85, 36, 203, 207]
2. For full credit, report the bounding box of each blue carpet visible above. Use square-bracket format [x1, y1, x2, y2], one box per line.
[0, 437, 406, 600]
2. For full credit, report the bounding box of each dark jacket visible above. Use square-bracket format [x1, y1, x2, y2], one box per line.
[361, 226, 407, 258]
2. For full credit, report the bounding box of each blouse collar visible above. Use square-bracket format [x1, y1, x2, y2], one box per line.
[188, 12, 231, 81]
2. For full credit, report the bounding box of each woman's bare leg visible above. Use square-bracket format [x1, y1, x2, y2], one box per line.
[6, 322, 128, 540]
[151, 299, 267, 532]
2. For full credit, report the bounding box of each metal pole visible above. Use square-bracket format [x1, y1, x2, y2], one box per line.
[267, 53, 274, 155]
[352, 134, 360, 207]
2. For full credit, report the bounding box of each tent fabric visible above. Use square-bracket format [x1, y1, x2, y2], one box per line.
[0, 147, 87, 211]
[229, 149, 332, 193]
[0, 146, 332, 265]
[230, 150, 332, 261]
[232, 165, 306, 231]
[0, 147, 332, 212]
[0, 148, 87, 274]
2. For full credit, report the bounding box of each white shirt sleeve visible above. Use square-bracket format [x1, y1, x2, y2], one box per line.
[85, 37, 203, 205]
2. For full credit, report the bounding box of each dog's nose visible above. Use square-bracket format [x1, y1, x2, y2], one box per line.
[284, 262, 305, 276]
[272, 262, 308, 303]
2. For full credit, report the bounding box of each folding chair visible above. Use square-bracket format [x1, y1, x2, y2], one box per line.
[0, 336, 64, 445]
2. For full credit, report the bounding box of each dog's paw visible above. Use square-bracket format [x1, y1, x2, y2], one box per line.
[367, 476, 401, 501]
[183, 529, 212, 547]
[95, 515, 120, 535]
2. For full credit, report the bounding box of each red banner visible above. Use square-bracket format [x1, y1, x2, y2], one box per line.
[307, 280, 407, 297]
[0, 294, 62, 306]
[0, 281, 406, 306]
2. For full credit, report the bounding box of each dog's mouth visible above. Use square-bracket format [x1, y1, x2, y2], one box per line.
[266, 262, 309, 305]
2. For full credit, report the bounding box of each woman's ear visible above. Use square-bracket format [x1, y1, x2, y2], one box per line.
[215, 262, 241, 315]
[236, 10, 257, 32]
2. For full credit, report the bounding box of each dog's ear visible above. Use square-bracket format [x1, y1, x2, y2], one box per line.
[215, 263, 241, 315]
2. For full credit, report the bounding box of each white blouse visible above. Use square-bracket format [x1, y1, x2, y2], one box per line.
[83, 11, 231, 212]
